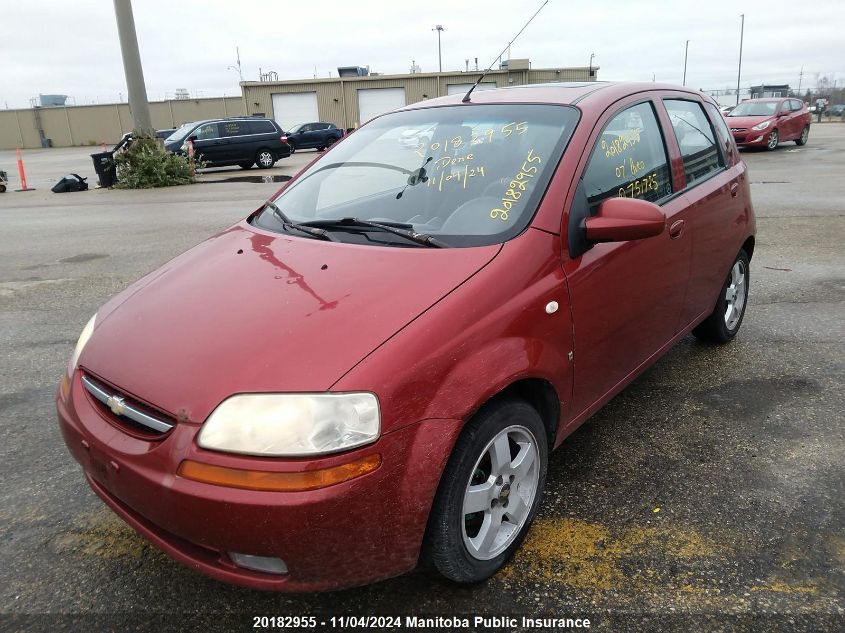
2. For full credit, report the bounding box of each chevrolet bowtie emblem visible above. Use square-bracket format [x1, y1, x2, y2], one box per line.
[106, 394, 126, 416]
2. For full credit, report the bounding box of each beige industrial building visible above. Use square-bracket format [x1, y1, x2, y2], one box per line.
[0, 63, 596, 150]
[242, 64, 597, 131]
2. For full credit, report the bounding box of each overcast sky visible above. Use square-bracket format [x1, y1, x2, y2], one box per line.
[2, 0, 843, 108]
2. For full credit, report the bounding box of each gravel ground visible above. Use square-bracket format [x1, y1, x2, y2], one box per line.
[0, 126, 842, 633]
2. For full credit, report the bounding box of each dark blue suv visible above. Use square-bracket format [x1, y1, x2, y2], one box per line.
[164, 118, 290, 169]
[284, 122, 343, 152]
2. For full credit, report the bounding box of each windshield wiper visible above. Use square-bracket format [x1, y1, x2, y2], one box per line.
[263, 201, 339, 243]
[301, 217, 448, 248]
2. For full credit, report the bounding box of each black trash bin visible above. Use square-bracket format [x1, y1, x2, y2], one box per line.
[91, 151, 117, 188]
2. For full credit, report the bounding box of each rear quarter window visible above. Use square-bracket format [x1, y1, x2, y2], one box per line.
[249, 120, 277, 134]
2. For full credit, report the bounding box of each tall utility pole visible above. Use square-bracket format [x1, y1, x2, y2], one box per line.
[432, 25, 444, 72]
[736, 14, 745, 106]
[683, 40, 690, 86]
[228, 47, 244, 82]
[113, 0, 152, 133]
[589, 52, 595, 76]
[797, 65, 804, 95]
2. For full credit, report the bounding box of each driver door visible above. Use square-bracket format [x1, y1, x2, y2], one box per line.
[563, 97, 692, 419]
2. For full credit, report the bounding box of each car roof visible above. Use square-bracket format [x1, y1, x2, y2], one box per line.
[398, 81, 712, 113]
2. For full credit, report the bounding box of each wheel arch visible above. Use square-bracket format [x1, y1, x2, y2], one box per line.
[742, 235, 755, 261]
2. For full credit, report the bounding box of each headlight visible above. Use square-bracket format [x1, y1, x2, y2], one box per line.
[198, 393, 380, 457]
[752, 120, 771, 131]
[69, 313, 96, 372]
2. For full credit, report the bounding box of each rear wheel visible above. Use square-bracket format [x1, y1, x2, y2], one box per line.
[255, 149, 275, 169]
[766, 129, 779, 150]
[288, 142, 297, 154]
[795, 126, 809, 146]
[693, 249, 750, 344]
[423, 398, 547, 583]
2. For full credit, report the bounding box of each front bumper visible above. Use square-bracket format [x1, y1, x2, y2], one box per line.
[732, 131, 768, 146]
[56, 370, 463, 591]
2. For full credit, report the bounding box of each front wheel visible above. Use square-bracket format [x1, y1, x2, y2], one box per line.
[795, 126, 809, 146]
[693, 249, 750, 344]
[766, 129, 779, 150]
[255, 149, 275, 169]
[423, 398, 547, 583]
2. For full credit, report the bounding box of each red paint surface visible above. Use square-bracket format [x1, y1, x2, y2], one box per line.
[58, 82, 755, 591]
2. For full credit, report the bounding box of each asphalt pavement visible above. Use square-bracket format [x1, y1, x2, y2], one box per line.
[0, 126, 842, 633]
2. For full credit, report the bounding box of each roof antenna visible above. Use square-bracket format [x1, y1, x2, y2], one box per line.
[462, 0, 549, 103]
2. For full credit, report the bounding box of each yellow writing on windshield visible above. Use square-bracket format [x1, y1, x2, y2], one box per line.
[415, 121, 528, 157]
[490, 149, 542, 221]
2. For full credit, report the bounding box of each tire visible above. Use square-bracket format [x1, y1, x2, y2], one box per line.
[693, 248, 750, 344]
[238, 162, 254, 170]
[795, 126, 809, 146]
[255, 149, 275, 169]
[423, 398, 548, 583]
[288, 142, 296, 154]
[765, 129, 779, 150]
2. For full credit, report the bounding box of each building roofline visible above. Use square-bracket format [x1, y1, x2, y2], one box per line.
[240, 66, 599, 87]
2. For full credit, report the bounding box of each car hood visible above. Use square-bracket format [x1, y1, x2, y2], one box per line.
[725, 115, 774, 128]
[81, 223, 500, 423]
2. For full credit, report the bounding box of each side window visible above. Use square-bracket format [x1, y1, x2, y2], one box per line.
[791, 99, 803, 112]
[300, 123, 313, 132]
[220, 121, 245, 137]
[248, 120, 275, 134]
[703, 102, 733, 165]
[193, 123, 219, 140]
[583, 101, 672, 212]
[779, 101, 791, 114]
[664, 99, 723, 185]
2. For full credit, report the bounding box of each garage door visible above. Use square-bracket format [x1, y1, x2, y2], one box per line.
[357, 88, 406, 124]
[446, 82, 497, 95]
[271, 92, 319, 132]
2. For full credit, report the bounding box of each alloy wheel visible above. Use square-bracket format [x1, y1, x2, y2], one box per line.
[461, 425, 540, 561]
[724, 259, 747, 330]
[258, 151, 274, 167]
[767, 130, 779, 150]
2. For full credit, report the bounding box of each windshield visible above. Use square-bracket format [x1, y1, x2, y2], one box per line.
[287, 123, 305, 134]
[729, 102, 778, 117]
[165, 122, 198, 143]
[252, 104, 579, 247]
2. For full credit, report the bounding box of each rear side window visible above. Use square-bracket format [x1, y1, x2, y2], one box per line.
[583, 101, 672, 211]
[664, 99, 723, 185]
[249, 120, 276, 134]
[703, 102, 733, 165]
[220, 121, 246, 136]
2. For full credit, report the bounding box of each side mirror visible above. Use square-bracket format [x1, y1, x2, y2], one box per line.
[585, 197, 666, 243]
[187, 135, 198, 142]
[777, 112, 788, 117]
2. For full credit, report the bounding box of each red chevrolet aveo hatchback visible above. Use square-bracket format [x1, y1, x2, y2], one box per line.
[57, 82, 755, 591]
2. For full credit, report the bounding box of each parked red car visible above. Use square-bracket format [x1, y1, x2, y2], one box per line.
[726, 97, 810, 150]
[57, 82, 755, 592]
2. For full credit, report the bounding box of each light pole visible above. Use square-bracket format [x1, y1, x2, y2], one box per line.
[432, 25, 444, 72]
[736, 14, 745, 106]
[683, 40, 690, 86]
[112, 0, 152, 134]
[227, 46, 244, 82]
[589, 52, 595, 77]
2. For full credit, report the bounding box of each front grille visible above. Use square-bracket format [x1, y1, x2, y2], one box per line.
[82, 374, 175, 437]
[730, 128, 747, 133]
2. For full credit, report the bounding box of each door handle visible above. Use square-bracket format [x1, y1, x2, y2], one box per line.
[730, 182, 739, 198]
[669, 219, 685, 239]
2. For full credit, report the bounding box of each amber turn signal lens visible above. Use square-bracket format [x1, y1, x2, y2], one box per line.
[59, 374, 70, 401]
[177, 454, 382, 492]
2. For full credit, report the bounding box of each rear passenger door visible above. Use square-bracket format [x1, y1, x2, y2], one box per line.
[563, 97, 692, 418]
[661, 98, 746, 328]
